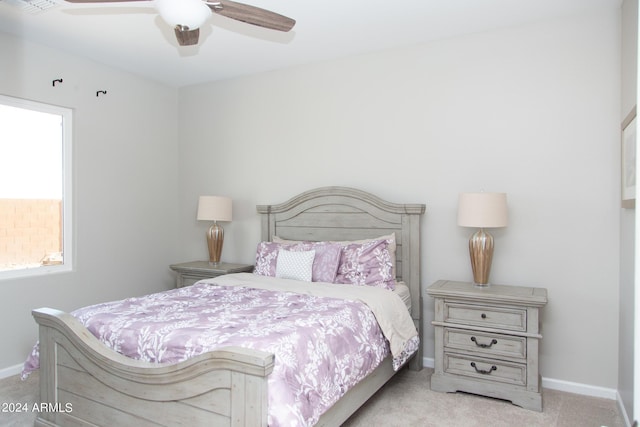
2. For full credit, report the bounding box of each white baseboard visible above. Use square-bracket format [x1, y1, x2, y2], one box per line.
[0, 363, 24, 380]
[541, 376, 617, 400]
[423, 356, 434, 369]
[617, 390, 633, 427]
[422, 357, 618, 401]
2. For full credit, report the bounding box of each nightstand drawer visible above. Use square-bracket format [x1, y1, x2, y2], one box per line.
[444, 328, 526, 360]
[443, 352, 526, 386]
[444, 302, 527, 332]
[181, 274, 209, 288]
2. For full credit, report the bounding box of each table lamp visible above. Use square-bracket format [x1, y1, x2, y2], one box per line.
[197, 195, 232, 265]
[457, 192, 508, 286]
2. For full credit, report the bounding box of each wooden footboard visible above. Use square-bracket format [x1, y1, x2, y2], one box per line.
[33, 307, 275, 427]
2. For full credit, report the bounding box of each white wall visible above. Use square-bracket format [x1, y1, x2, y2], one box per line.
[0, 32, 181, 370]
[619, 0, 636, 420]
[178, 9, 622, 388]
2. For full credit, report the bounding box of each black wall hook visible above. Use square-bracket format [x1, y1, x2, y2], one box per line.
[96, 90, 107, 97]
[52, 79, 63, 87]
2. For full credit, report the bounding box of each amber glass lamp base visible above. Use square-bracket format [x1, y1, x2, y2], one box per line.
[468, 228, 494, 287]
[206, 221, 225, 265]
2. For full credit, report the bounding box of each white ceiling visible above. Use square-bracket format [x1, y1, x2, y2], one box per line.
[0, 0, 622, 87]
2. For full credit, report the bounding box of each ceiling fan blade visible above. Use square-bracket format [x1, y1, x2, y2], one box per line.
[207, 0, 295, 32]
[174, 26, 200, 46]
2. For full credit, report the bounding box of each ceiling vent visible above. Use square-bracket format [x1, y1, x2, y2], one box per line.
[6, 0, 59, 14]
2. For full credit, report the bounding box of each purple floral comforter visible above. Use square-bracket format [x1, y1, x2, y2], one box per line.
[23, 274, 419, 426]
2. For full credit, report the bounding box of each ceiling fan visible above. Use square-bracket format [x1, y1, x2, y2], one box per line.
[64, 0, 296, 46]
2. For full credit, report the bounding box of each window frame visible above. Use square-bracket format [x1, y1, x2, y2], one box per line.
[0, 94, 73, 280]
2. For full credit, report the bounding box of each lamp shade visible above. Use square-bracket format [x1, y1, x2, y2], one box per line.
[197, 196, 232, 222]
[457, 192, 508, 228]
[156, 0, 212, 29]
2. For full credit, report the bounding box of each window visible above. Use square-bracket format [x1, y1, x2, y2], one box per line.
[0, 95, 73, 279]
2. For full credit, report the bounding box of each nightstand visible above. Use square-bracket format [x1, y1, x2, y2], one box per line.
[169, 261, 254, 288]
[427, 280, 548, 411]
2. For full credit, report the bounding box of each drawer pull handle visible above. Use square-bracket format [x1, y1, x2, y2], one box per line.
[481, 313, 487, 319]
[471, 337, 498, 348]
[470, 362, 497, 375]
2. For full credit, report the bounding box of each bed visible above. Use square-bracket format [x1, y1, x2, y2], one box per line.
[25, 186, 426, 427]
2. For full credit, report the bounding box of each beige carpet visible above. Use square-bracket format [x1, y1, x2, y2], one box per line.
[343, 368, 626, 427]
[0, 368, 626, 426]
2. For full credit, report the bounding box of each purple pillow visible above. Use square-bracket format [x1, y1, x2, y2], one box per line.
[334, 239, 395, 290]
[254, 241, 288, 277]
[289, 242, 342, 283]
[253, 241, 342, 283]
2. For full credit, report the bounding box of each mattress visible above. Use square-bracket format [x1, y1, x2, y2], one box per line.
[395, 281, 412, 311]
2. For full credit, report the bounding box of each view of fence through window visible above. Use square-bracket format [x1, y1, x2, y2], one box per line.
[0, 101, 64, 272]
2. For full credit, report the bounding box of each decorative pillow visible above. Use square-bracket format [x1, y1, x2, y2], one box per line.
[288, 242, 342, 283]
[254, 241, 341, 283]
[273, 233, 397, 278]
[334, 239, 395, 290]
[275, 249, 315, 282]
[254, 241, 287, 277]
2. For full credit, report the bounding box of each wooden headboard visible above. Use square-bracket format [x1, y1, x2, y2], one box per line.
[256, 186, 426, 356]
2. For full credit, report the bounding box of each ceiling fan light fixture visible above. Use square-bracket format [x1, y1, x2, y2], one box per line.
[155, 0, 212, 29]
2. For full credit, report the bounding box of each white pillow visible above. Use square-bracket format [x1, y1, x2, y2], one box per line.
[275, 249, 315, 282]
